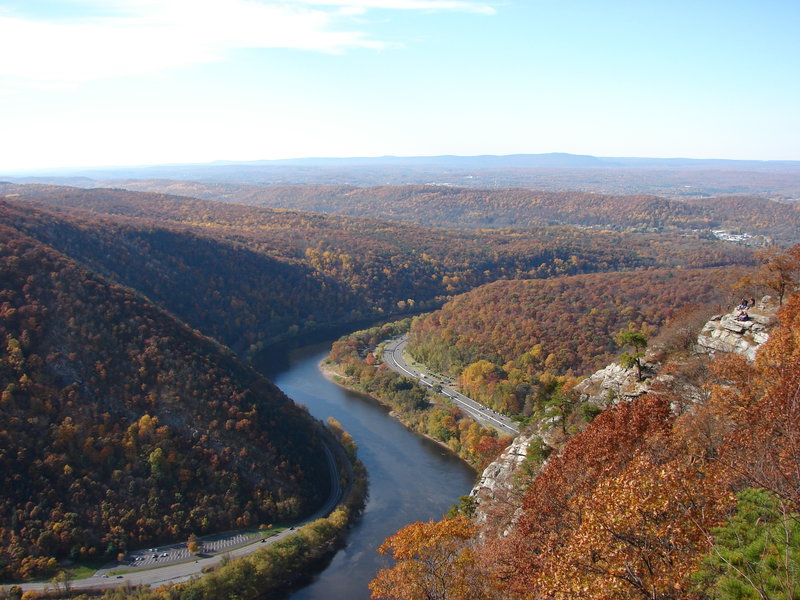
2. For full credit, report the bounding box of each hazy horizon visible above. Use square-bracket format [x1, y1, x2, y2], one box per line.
[5, 152, 800, 178]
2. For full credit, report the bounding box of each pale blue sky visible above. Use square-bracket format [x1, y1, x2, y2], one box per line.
[1, 0, 798, 170]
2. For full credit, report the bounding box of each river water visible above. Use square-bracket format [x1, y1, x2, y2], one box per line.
[264, 341, 477, 600]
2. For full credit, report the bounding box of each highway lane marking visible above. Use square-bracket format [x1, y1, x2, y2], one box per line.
[383, 336, 519, 435]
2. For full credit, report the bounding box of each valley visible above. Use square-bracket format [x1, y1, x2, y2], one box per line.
[4, 0, 799, 596]
[0, 178, 798, 600]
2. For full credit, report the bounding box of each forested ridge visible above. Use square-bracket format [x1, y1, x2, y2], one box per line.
[59, 181, 800, 244]
[0, 199, 363, 356]
[407, 268, 746, 415]
[0, 184, 756, 357]
[409, 268, 743, 373]
[482, 292, 800, 599]
[0, 225, 330, 582]
[323, 267, 748, 467]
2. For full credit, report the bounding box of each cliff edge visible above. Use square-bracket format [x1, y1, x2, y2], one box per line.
[470, 297, 779, 538]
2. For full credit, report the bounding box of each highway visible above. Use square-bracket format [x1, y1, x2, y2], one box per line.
[382, 335, 520, 436]
[1, 437, 344, 594]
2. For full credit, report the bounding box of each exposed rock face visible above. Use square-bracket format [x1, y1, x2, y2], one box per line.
[574, 297, 778, 410]
[470, 298, 780, 538]
[470, 431, 539, 539]
[572, 361, 651, 408]
[695, 302, 776, 362]
[470, 364, 655, 535]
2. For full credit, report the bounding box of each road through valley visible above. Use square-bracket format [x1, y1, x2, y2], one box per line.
[383, 335, 520, 436]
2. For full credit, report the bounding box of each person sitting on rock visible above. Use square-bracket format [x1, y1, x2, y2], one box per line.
[736, 310, 750, 321]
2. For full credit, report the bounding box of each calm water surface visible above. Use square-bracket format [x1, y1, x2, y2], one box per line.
[265, 342, 476, 600]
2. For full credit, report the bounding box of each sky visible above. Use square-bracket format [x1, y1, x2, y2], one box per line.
[1, 0, 799, 171]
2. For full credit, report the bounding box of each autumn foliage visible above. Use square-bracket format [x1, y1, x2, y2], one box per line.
[408, 268, 745, 417]
[0, 184, 756, 359]
[0, 183, 791, 594]
[84, 181, 800, 245]
[373, 288, 800, 600]
[370, 516, 484, 600]
[327, 322, 510, 468]
[0, 226, 330, 581]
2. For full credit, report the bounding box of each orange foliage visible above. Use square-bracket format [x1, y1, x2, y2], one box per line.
[473, 290, 800, 599]
[0, 226, 329, 581]
[0, 184, 755, 360]
[370, 516, 486, 600]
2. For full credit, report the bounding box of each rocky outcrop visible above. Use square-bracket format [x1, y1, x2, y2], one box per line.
[574, 297, 779, 410]
[695, 297, 777, 362]
[572, 361, 651, 408]
[470, 431, 540, 538]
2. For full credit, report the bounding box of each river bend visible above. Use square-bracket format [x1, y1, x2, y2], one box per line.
[266, 342, 476, 600]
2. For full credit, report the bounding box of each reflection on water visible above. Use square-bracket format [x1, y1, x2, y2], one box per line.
[265, 342, 476, 600]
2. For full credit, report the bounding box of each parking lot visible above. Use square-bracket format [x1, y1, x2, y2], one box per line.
[97, 532, 260, 575]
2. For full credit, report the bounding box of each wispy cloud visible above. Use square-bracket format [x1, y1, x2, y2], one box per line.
[298, 0, 496, 15]
[0, 0, 495, 85]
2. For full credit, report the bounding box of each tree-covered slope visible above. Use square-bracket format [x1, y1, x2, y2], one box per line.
[480, 290, 800, 599]
[0, 225, 330, 581]
[0, 185, 755, 359]
[407, 268, 746, 414]
[67, 181, 800, 244]
[0, 199, 364, 356]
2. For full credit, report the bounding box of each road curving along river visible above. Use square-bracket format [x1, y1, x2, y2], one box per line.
[264, 341, 477, 600]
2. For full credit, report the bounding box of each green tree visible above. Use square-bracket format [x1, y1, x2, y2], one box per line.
[693, 488, 800, 600]
[542, 383, 577, 435]
[147, 447, 166, 479]
[615, 328, 648, 380]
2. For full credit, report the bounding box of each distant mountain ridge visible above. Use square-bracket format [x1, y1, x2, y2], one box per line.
[7, 153, 799, 198]
[6, 152, 800, 177]
[211, 153, 800, 170]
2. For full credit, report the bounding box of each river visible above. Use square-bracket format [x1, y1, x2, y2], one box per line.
[263, 341, 477, 600]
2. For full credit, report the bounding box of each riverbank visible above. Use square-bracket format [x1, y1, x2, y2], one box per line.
[252, 340, 479, 599]
[324, 322, 511, 470]
[320, 358, 476, 465]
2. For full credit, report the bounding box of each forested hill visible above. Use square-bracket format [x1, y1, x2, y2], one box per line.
[58, 181, 800, 244]
[0, 182, 783, 591]
[406, 267, 747, 416]
[0, 198, 364, 357]
[371, 249, 800, 599]
[409, 268, 746, 377]
[0, 185, 756, 356]
[0, 224, 331, 581]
